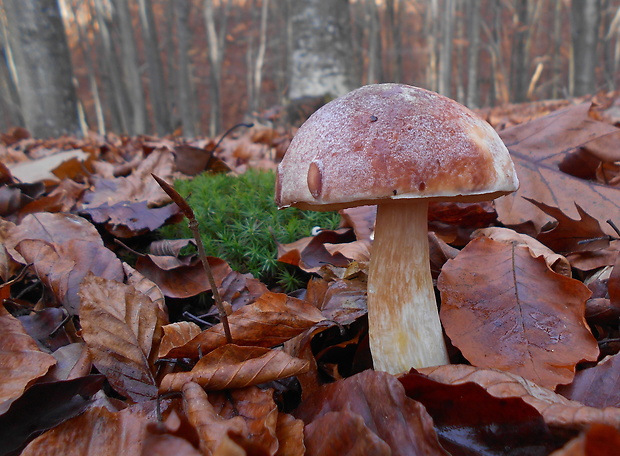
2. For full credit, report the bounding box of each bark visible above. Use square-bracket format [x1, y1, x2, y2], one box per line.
[3, 0, 80, 138]
[114, 0, 148, 134]
[570, 0, 601, 96]
[511, 0, 529, 102]
[425, 0, 439, 92]
[249, 0, 270, 114]
[0, 15, 23, 130]
[289, 0, 358, 99]
[465, 0, 481, 108]
[552, 0, 563, 98]
[138, 0, 171, 135]
[175, 1, 197, 138]
[386, 0, 402, 82]
[365, 0, 382, 84]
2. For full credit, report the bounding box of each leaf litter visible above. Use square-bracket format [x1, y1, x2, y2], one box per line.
[1, 97, 620, 453]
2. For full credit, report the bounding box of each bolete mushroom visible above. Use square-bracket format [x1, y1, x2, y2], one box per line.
[275, 84, 518, 374]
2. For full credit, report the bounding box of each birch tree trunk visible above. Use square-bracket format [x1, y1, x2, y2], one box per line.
[138, 0, 171, 135]
[289, 0, 357, 99]
[3, 0, 80, 137]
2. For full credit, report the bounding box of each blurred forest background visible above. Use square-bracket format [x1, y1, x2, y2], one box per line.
[0, 0, 619, 139]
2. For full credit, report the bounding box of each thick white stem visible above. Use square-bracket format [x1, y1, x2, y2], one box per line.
[367, 200, 449, 373]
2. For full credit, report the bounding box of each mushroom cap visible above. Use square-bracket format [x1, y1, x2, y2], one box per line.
[276, 83, 519, 211]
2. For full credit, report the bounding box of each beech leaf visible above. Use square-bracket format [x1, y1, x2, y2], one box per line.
[438, 237, 599, 389]
[0, 305, 56, 415]
[79, 274, 158, 402]
[160, 344, 309, 392]
[557, 353, 620, 408]
[166, 292, 325, 358]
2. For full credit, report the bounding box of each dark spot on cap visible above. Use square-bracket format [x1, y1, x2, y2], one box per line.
[370, 115, 378, 122]
[307, 162, 322, 199]
[392, 189, 397, 195]
[418, 182, 426, 191]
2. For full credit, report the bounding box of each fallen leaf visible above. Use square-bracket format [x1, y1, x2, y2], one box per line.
[18, 307, 72, 352]
[7, 149, 90, 183]
[17, 239, 124, 314]
[159, 322, 203, 359]
[46, 343, 92, 382]
[399, 370, 557, 455]
[4, 212, 103, 264]
[274, 412, 305, 456]
[79, 274, 159, 402]
[277, 229, 356, 273]
[303, 411, 390, 456]
[160, 345, 309, 392]
[182, 381, 249, 455]
[0, 375, 104, 455]
[473, 226, 571, 277]
[496, 103, 620, 237]
[304, 278, 367, 326]
[0, 304, 56, 415]
[293, 370, 448, 456]
[166, 292, 325, 358]
[418, 364, 620, 430]
[549, 423, 620, 456]
[438, 237, 599, 389]
[557, 353, 620, 408]
[526, 199, 610, 253]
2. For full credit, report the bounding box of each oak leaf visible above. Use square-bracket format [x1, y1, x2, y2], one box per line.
[160, 345, 309, 393]
[79, 274, 159, 402]
[438, 237, 599, 389]
[0, 305, 56, 415]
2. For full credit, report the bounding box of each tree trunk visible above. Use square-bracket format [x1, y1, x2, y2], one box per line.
[438, 0, 455, 97]
[570, 0, 601, 96]
[465, 0, 481, 108]
[3, 0, 80, 138]
[425, 0, 439, 92]
[138, 0, 171, 135]
[289, 0, 358, 99]
[511, 0, 529, 102]
[365, 0, 383, 84]
[175, 1, 197, 138]
[386, 0, 402, 83]
[114, 0, 148, 135]
[0, 17, 23, 130]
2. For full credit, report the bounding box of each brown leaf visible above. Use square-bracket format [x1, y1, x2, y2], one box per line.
[438, 237, 599, 389]
[275, 412, 305, 456]
[340, 205, 376, 242]
[399, 370, 556, 455]
[20, 401, 164, 455]
[418, 364, 620, 431]
[526, 199, 610, 253]
[549, 423, 620, 456]
[473, 226, 572, 277]
[496, 103, 620, 237]
[182, 381, 248, 455]
[159, 322, 203, 359]
[0, 304, 56, 415]
[17, 239, 124, 314]
[167, 292, 325, 358]
[160, 345, 309, 393]
[277, 229, 356, 273]
[293, 370, 448, 456]
[557, 353, 620, 408]
[4, 212, 102, 263]
[609, 251, 620, 308]
[304, 411, 390, 456]
[304, 278, 367, 326]
[79, 274, 158, 402]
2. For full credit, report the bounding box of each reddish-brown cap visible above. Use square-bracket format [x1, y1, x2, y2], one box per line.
[276, 84, 519, 211]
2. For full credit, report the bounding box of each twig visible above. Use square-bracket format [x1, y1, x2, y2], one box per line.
[152, 173, 233, 344]
[607, 219, 620, 238]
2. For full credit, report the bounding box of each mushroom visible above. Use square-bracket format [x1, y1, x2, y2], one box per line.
[275, 84, 518, 374]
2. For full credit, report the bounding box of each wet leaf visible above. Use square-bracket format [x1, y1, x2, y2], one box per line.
[418, 364, 620, 430]
[79, 274, 158, 402]
[557, 353, 620, 408]
[399, 370, 557, 455]
[438, 237, 598, 389]
[0, 305, 57, 415]
[294, 370, 448, 456]
[166, 292, 325, 358]
[549, 423, 620, 455]
[160, 345, 309, 392]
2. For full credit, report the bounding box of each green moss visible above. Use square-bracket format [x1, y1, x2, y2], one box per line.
[160, 169, 341, 290]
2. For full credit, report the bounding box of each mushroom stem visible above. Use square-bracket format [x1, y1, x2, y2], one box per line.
[368, 199, 449, 373]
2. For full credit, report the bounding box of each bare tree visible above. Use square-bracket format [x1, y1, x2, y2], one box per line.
[570, 0, 601, 96]
[438, 0, 455, 97]
[386, 0, 403, 83]
[465, 0, 481, 107]
[511, 0, 530, 102]
[0, 12, 22, 130]
[3, 0, 80, 137]
[248, 0, 270, 114]
[289, 0, 358, 99]
[138, 0, 171, 135]
[365, 0, 383, 84]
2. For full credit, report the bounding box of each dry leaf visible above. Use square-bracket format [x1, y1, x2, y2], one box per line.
[159, 322, 203, 358]
[0, 305, 56, 415]
[549, 423, 620, 456]
[79, 274, 158, 402]
[166, 292, 325, 358]
[275, 412, 305, 456]
[473, 226, 571, 277]
[557, 353, 620, 408]
[439, 237, 599, 389]
[160, 345, 309, 393]
[418, 364, 620, 430]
